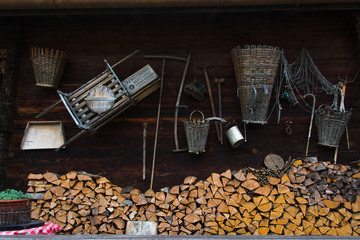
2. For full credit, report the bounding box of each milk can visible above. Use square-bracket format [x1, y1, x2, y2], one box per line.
[225, 121, 244, 148]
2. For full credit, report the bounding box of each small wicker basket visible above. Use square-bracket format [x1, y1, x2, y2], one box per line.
[30, 47, 67, 88]
[231, 45, 280, 124]
[315, 106, 351, 148]
[183, 110, 210, 154]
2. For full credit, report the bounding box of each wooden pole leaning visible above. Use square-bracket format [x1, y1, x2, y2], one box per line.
[150, 58, 165, 190]
[143, 123, 147, 180]
[214, 78, 225, 145]
[204, 66, 221, 143]
[304, 93, 316, 157]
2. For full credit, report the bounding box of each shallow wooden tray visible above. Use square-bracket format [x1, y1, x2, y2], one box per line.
[20, 121, 65, 150]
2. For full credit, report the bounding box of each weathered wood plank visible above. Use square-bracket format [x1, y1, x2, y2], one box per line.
[0, 12, 357, 192]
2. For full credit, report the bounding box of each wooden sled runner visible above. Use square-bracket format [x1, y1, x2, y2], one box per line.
[36, 50, 160, 151]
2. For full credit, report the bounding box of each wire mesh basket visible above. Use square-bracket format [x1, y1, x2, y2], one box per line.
[183, 110, 210, 154]
[231, 45, 280, 124]
[30, 47, 67, 88]
[0, 199, 31, 226]
[315, 106, 351, 148]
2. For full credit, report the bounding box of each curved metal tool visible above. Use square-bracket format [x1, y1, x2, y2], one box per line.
[173, 52, 192, 153]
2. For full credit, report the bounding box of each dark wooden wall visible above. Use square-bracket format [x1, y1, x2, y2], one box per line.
[1, 10, 359, 192]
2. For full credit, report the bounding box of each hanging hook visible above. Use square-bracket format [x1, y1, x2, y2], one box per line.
[304, 93, 316, 156]
[285, 120, 293, 135]
[249, 78, 257, 115]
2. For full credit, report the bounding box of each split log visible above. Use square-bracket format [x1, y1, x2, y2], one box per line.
[28, 158, 360, 236]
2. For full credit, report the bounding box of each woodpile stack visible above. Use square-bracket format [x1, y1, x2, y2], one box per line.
[28, 158, 360, 235]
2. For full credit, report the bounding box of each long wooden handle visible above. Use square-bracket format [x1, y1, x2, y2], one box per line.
[204, 67, 221, 142]
[143, 123, 147, 180]
[150, 58, 166, 190]
[341, 83, 350, 150]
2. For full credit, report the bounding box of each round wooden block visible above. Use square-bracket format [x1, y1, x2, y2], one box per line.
[264, 154, 284, 170]
[85, 85, 115, 114]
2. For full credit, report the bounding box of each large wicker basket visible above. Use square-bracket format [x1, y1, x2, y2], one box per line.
[231, 45, 280, 124]
[315, 106, 351, 148]
[0, 199, 31, 226]
[30, 47, 67, 88]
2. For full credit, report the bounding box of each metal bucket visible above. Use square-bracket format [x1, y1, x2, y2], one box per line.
[183, 110, 210, 154]
[225, 121, 244, 148]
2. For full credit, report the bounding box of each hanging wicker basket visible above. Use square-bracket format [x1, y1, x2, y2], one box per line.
[315, 105, 351, 148]
[183, 110, 210, 154]
[231, 45, 280, 124]
[30, 47, 67, 88]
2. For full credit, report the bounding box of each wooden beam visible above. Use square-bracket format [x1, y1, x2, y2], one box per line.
[0, 0, 359, 10]
[0, 4, 359, 17]
[0, 19, 21, 190]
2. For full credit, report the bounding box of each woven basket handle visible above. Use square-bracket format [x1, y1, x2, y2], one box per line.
[189, 110, 205, 122]
[316, 104, 332, 117]
[317, 104, 331, 111]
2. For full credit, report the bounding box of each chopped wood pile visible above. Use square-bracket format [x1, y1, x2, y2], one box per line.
[28, 157, 360, 235]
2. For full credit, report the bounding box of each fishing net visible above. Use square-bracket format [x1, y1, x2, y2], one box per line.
[273, 48, 341, 122]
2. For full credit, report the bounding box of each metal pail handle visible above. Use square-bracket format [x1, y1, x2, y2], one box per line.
[203, 117, 226, 123]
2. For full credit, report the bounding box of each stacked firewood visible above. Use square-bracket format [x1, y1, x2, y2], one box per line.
[28, 158, 360, 235]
